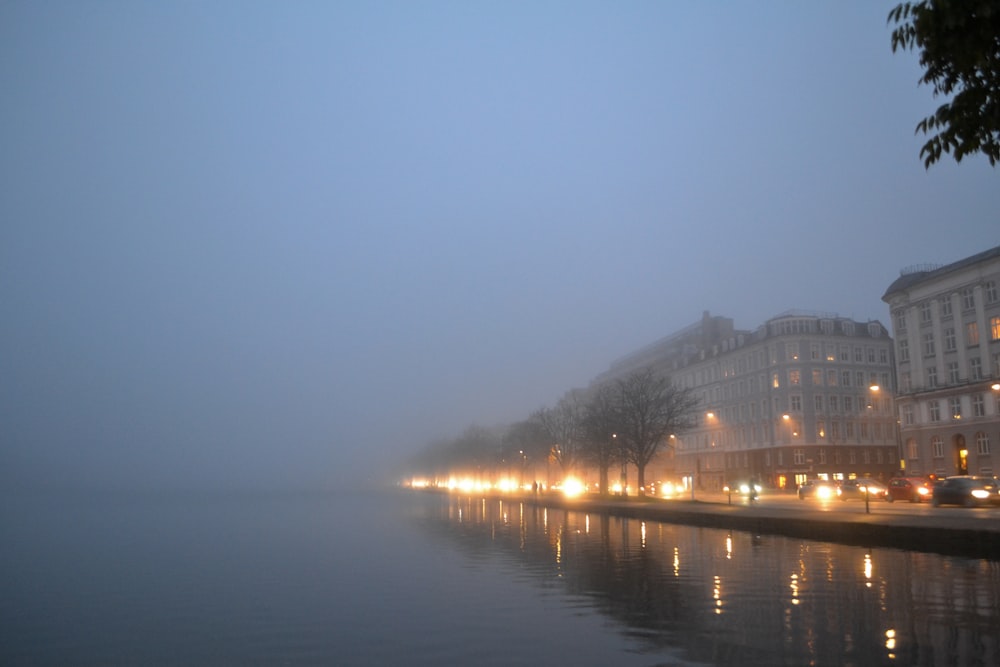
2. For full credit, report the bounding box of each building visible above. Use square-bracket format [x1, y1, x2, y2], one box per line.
[594, 311, 899, 492]
[882, 246, 1000, 478]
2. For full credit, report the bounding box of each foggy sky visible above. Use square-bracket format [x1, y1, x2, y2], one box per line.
[2, 2, 997, 493]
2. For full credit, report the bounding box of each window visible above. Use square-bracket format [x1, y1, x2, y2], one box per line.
[920, 302, 932, 323]
[962, 287, 975, 311]
[932, 436, 944, 458]
[812, 369, 823, 386]
[831, 421, 841, 441]
[856, 371, 865, 387]
[898, 339, 909, 362]
[973, 393, 985, 417]
[948, 361, 960, 384]
[789, 369, 800, 385]
[826, 369, 838, 386]
[825, 344, 836, 362]
[944, 327, 956, 351]
[862, 448, 870, 464]
[903, 404, 914, 425]
[844, 396, 854, 412]
[790, 395, 802, 411]
[839, 345, 850, 361]
[793, 449, 805, 465]
[846, 422, 855, 440]
[829, 396, 839, 412]
[861, 422, 869, 439]
[987, 281, 998, 304]
[901, 371, 911, 392]
[927, 366, 937, 387]
[907, 438, 919, 459]
[941, 297, 952, 317]
[977, 432, 991, 455]
[968, 322, 979, 346]
[772, 372, 780, 388]
[854, 346, 864, 363]
[929, 400, 941, 422]
[818, 449, 827, 464]
[950, 396, 962, 420]
[841, 370, 851, 386]
[894, 311, 907, 332]
[991, 316, 1000, 341]
[879, 349, 888, 364]
[811, 343, 820, 360]
[849, 449, 857, 464]
[815, 395, 824, 411]
[817, 420, 826, 439]
[923, 332, 935, 356]
[867, 347, 877, 363]
[970, 357, 982, 380]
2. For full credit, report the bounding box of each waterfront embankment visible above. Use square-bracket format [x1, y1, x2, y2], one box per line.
[451, 490, 1000, 560]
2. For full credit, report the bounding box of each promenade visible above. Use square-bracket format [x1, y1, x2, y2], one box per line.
[513, 491, 1000, 560]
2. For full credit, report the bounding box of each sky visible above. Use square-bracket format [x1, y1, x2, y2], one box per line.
[2, 1, 997, 493]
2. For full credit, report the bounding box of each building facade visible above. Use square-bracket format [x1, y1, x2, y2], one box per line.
[595, 311, 899, 492]
[882, 246, 1000, 478]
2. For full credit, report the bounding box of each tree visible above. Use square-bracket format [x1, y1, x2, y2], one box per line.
[889, 1, 1000, 167]
[614, 367, 699, 496]
[580, 382, 622, 496]
[533, 395, 586, 480]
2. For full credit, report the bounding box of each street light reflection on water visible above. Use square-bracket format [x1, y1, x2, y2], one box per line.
[426, 493, 1000, 666]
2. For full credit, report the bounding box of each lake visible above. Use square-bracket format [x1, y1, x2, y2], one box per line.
[2, 488, 999, 666]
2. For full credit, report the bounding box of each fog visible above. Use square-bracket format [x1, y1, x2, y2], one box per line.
[2, 2, 997, 495]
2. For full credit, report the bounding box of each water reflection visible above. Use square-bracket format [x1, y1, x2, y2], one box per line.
[420, 494, 1000, 666]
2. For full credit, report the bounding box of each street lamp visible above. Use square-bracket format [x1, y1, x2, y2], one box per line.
[614, 433, 626, 498]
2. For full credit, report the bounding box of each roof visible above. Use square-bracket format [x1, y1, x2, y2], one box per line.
[881, 245, 1000, 302]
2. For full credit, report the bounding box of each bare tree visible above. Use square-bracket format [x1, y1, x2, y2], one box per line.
[534, 395, 585, 479]
[502, 418, 550, 485]
[614, 367, 699, 496]
[580, 382, 622, 496]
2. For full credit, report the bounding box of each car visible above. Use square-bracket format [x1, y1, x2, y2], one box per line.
[886, 477, 934, 503]
[839, 479, 889, 501]
[797, 479, 839, 500]
[931, 476, 1000, 507]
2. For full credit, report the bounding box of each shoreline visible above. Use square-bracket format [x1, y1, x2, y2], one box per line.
[418, 489, 1000, 560]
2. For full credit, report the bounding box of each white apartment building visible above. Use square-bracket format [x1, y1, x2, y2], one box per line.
[882, 245, 1000, 478]
[594, 311, 899, 492]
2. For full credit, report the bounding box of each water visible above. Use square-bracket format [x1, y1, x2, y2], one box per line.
[2, 489, 999, 666]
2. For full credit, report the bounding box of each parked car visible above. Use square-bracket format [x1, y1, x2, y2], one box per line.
[798, 479, 839, 500]
[886, 477, 933, 503]
[931, 476, 1000, 507]
[839, 479, 889, 501]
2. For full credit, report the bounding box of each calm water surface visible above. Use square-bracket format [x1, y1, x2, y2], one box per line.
[2, 488, 999, 666]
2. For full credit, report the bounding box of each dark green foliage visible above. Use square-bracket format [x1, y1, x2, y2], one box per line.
[889, 1, 1000, 167]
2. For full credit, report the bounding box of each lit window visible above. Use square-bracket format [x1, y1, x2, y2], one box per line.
[950, 396, 962, 420]
[967, 322, 979, 346]
[991, 316, 1000, 341]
